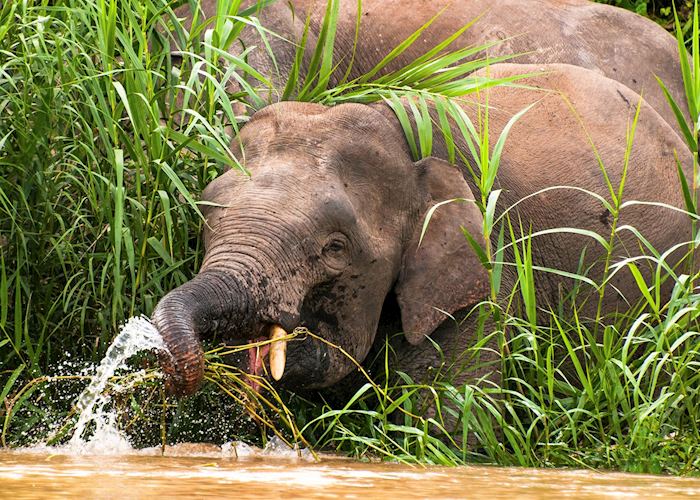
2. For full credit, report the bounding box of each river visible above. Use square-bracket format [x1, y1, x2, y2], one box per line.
[3, 445, 700, 499]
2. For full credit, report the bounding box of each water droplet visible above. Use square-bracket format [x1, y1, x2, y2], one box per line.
[66, 315, 166, 455]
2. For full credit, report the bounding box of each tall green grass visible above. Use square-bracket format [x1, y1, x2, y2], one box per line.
[0, 0, 257, 442]
[0, 0, 511, 447]
[2, 0, 700, 476]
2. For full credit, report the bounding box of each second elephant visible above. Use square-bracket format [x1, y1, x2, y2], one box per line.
[173, 0, 689, 135]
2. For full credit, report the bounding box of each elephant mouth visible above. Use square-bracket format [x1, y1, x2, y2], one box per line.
[245, 324, 289, 392]
[228, 318, 335, 393]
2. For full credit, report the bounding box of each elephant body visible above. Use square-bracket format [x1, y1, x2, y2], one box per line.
[153, 1, 693, 422]
[177, 0, 688, 133]
[153, 60, 693, 401]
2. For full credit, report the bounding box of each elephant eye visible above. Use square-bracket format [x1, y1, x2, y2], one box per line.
[324, 238, 346, 254]
[321, 233, 351, 273]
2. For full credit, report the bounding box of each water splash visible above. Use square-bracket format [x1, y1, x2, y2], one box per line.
[66, 315, 165, 454]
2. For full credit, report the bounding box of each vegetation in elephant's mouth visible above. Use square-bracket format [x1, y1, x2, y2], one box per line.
[3, 0, 700, 475]
[200, 330, 309, 454]
[210, 324, 297, 392]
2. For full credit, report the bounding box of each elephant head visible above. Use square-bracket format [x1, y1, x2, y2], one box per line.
[152, 101, 489, 396]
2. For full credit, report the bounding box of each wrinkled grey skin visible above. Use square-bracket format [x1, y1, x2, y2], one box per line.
[173, 0, 688, 134]
[152, 62, 693, 401]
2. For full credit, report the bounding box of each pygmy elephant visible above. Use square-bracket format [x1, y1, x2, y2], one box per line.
[175, 0, 688, 135]
[152, 63, 693, 399]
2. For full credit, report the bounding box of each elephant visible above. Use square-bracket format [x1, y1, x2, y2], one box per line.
[152, 62, 693, 401]
[171, 0, 689, 136]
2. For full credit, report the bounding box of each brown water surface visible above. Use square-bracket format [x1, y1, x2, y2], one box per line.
[3, 446, 700, 499]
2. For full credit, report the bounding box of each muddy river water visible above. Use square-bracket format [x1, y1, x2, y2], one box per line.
[3, 446, 700, 499]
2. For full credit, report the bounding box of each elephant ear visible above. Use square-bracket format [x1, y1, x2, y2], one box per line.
[395, 157, 490, 345]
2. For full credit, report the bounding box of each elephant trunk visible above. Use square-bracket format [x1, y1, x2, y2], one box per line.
[151, 270, 256, 396]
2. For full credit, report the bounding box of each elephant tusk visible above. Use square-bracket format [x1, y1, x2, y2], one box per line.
[269, 325, 287, 381]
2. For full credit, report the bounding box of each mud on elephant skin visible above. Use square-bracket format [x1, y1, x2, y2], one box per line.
[176, 0, 688, 135]
[152, 62, 693, 401]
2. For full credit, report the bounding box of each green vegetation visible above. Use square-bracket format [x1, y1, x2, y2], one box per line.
[2, 0, 700, 476]
[597, 0, 693, 28]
